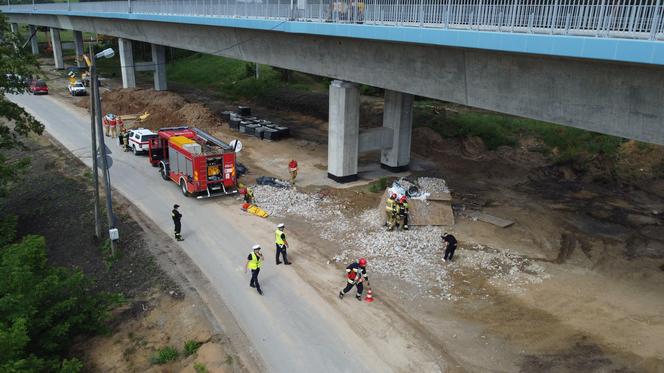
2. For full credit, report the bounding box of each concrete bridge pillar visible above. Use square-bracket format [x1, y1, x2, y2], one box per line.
[10, 23, 19, 35]
[73, 30, 85, 67]
[327, 80, 360, 183]
[380, 90, 413, 171]
[118, 38, 136, 88]
[49, 28, 64, 69]
[28, 25, 39, 55]
[151, 44, 167, 91]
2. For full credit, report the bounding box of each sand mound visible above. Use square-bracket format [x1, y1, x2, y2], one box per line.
[176, 103, 221, 128]
[76, 88, 221, 130]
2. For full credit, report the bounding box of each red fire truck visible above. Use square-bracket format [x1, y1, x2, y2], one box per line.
[147, 126, 239, 198]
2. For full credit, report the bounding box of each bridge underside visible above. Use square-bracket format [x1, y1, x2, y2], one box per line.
[8, 13, 664, 147]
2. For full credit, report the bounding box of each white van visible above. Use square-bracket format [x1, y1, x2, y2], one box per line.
[127, 128, 157, 155]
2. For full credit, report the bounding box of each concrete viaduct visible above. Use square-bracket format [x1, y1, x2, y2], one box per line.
[3, 1, 664, 182]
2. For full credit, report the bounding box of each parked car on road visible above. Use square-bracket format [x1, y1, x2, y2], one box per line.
[68, 81, 87, 96]
[29, 80, 48, 95]
[128, 128, 157, 155]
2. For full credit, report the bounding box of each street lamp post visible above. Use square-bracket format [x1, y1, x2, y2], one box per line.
[89, 42, 101, 239]
[89, 46, 118, 256]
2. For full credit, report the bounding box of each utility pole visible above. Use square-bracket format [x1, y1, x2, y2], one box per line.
[90, 47, 118, 256]
[89, 42, 101, 239]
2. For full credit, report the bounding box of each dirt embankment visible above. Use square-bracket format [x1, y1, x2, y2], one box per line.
[76, 88, 222, 131]
[2, 133, 243, 372]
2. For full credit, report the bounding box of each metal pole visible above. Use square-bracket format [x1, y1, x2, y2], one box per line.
[650, 0, 662, 40]
[89, 43, 101, 239]
[128, 0, 132, 13]
[91, 53, 116, 256]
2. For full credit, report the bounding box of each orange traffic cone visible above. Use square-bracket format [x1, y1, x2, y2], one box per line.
[365, 288, 374, 303]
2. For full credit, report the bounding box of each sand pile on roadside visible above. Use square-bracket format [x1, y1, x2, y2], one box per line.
[76, 88, 221, 130]
[177, 102, 222, 128]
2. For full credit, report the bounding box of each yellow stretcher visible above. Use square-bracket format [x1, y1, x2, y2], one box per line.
[245, 204, 269, 218]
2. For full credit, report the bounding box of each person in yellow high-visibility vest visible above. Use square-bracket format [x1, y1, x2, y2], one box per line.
[275, 223, 291, 265]
[245, 244, 264, 295]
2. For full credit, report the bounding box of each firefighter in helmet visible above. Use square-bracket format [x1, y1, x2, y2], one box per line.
[385, 193, 398, 231]
[397, 195, 409, 230]
[338, 258, 368, 301]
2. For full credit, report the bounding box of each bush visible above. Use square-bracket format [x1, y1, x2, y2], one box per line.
[414, 105, 626, 162]
[0, 219, 121, 372]
[151, 346, 179, 365]
[194, 362, 209, 373]
[184, 340, 202, 357]
[368, 177, 390, 193]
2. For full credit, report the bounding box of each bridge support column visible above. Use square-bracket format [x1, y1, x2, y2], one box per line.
[118, 38, 136, 88]
[73, 30, 85, 67]
[28, 25, 39, 55]
[50, 28, 64, 70]
[10, 23, 19, 35]
[327, 80, 359, 183]
[380, 90, 413, 172]
[151, 44, 167, 91]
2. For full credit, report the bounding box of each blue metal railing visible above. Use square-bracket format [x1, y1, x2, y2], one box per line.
[3, 0, 663, 40]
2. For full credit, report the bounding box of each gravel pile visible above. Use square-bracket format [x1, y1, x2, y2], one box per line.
[253, 183, 548, 300]
[253, 185, 331, 219]
[417, 177, 450, 194]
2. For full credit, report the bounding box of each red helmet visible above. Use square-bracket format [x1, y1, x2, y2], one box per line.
[358, 258, 367, 267]
[390, 193, 397, 199]
[399, 196, 407, 203]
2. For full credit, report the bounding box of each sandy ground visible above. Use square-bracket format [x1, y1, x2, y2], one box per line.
[37, 59, 664, 372]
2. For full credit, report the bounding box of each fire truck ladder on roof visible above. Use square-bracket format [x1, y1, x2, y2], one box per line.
[192, 128, 232, 151]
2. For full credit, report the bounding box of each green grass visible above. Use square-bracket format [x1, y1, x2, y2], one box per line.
[368, 177, 390, 193]
[194, 362, 209, 373]
[167, 53, 279, 99]
[414, 104, 626, 162]
[184, 340, 202, 357]
[151, 346, 179, 365]
[166, 53, 327, 99]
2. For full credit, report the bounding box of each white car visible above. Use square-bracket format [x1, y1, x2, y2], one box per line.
[127, 128, 157, 155]
[68, 81, 87, 96]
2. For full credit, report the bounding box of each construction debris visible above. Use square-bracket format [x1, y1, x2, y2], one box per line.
[378, 189, 455, 226]
[223, 107, 291, 141]
[252, 179, 548, 300]
[417, 177, 450, 195]
[467, 211, 515, 228]
[255, 176, 290, 188]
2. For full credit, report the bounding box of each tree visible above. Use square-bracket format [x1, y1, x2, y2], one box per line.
[0, 227, 120, 372]
[0, 14, 44, 196]
[0, 16, 119, 373]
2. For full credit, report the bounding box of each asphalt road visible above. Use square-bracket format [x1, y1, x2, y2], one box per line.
[9, 93, 390, 372]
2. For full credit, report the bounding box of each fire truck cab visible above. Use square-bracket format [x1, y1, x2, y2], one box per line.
[148, 126, 239, 198]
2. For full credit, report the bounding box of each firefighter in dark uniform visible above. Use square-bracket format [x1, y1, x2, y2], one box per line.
[338, 258, 368, 301]
[172, 204, 184, 241]
[442, 232, 457, 262]
[245, 244, 264, 295]
[275, 223, 291, 265]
